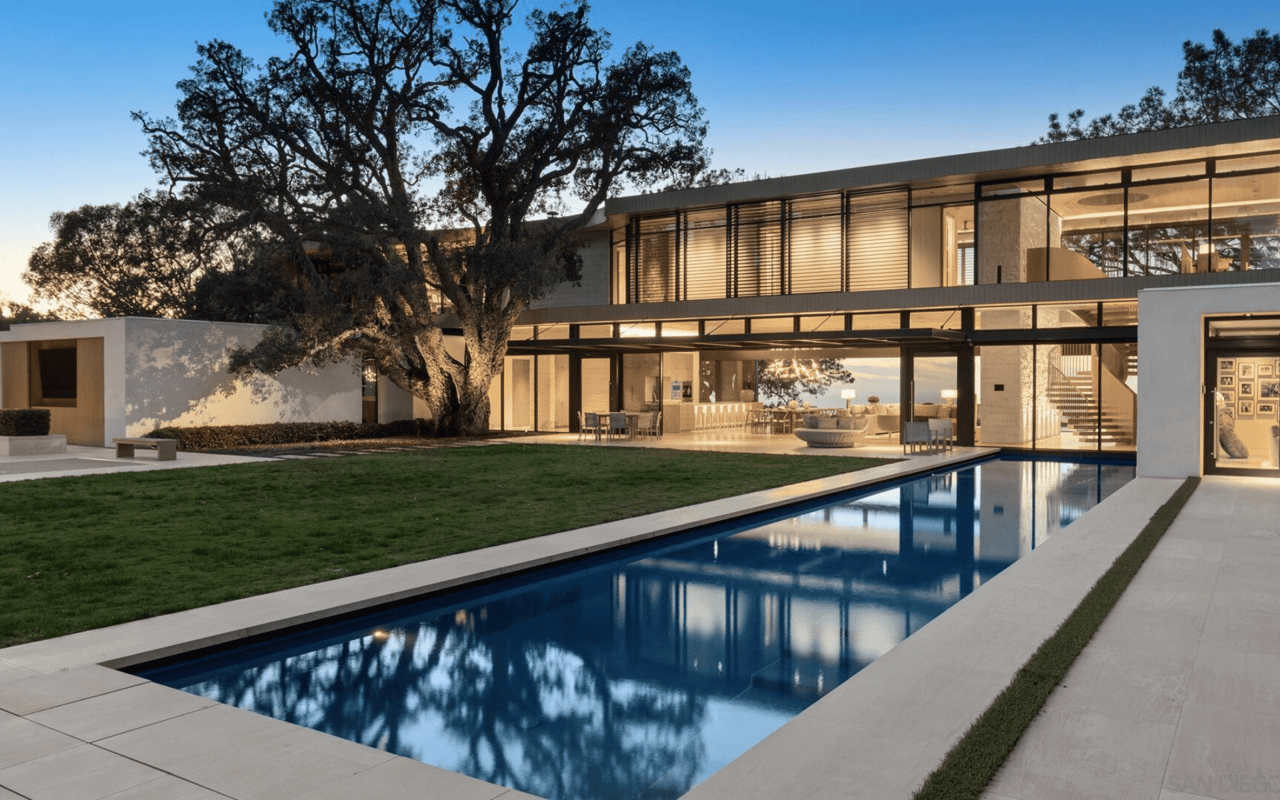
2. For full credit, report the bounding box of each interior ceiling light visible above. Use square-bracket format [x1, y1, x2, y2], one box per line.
[1078, 192, 1148, 207]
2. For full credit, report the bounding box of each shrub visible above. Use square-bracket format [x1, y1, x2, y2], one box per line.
[0, 409, 52, 436]
[146, 419, 439, 451]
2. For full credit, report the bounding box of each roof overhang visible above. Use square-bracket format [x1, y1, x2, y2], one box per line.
[506, 327, 964, 356]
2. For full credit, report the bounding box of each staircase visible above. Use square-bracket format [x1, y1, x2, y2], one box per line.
[1047, 366, 1134, 445]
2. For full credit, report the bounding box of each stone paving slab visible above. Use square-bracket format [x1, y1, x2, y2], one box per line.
[0, 743, 173, 800]
[983, 704, 1178, 800]
[96, 703, 399, 800]
[0, 715, 82, 771]
[0, 445, 272, 483]
[981, 475, 1280, 800]
[27, 681, 219, 742]
[0, 665, 145, 716]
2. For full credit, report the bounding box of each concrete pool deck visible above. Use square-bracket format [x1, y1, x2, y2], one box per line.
[1, 445, 1273, 799]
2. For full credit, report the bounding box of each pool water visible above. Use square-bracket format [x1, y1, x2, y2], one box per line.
[140, 456, 1134, 800]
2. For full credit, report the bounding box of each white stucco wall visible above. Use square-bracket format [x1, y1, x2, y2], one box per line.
[120, 317, 361, 437]
[1137, 282, 1280, 478]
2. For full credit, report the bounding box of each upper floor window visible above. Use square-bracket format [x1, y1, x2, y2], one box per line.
[622, 190, 909, 303]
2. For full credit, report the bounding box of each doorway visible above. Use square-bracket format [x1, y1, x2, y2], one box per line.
[1206, 347, 1280, 475]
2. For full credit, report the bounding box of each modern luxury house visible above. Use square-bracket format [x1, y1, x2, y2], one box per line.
[484, 116, 1280, 478]
[2, 117, 1278, 478]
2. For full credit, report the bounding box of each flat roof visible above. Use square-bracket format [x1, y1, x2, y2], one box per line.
[604, 116, 1280, 219]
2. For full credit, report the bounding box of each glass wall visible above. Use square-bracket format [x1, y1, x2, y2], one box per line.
[581, 358, 612, 417]
[1212, 171, 1280, 271]
[624, 190, 911, 302]
[1127, 179, 1210, 276]
[975, 340, 1135, 451]
[732, 201, 782, 297]
[1209, 351, 1280, 472]
[622, 353, 662, 412]
[536, 354, 570, 432]
[976, 345, 1041, 447]
[1053, 188, 1125, 278]
[787, 194, 843, 294]
[974, 156, 1278, 282]
[684, 207, 728, 300]
[909, 185, 975, 289]
[503, 356, 535, 431]
[618, 153, 1277, 303]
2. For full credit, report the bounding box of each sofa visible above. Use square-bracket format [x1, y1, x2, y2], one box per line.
[794, 414, 865, 448]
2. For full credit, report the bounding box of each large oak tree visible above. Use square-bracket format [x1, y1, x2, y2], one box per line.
[136, 0, 708, 434]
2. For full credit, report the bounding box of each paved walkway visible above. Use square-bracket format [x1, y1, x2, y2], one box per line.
[1, 440, 1273, 799]
[0, 444, 272, 482]
[978, 475, 1280, 800]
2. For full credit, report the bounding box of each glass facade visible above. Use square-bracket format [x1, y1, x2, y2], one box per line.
[974, 341, 1134, 451]
[616, 153, 1278, 303]
[496, 298, 1141, 452]
[486, 152, 1280, 453]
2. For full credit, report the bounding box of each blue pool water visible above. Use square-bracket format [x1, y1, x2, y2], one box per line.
[141, 455, 1134, 800]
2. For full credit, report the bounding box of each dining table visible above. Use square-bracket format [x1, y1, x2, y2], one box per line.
[593, 411, 641, 440]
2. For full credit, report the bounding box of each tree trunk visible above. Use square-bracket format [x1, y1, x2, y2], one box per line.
[430, 333, 501, 437]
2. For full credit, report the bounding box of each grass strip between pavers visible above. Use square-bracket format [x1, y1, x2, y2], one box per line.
[912, 476, 1202, 800]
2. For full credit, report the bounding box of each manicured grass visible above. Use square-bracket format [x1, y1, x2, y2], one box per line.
[912, 476, 1201, 800]
[0, 444, 888, 647]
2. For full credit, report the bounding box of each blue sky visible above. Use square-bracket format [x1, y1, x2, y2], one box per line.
[2, 0, 1276, 304]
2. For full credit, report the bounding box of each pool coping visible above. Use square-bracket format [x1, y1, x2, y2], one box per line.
[0, 448, 1173, 800]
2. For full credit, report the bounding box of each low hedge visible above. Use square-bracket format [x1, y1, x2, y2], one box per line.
[0, 409, 52, 436]
[147, 418, 439, 450]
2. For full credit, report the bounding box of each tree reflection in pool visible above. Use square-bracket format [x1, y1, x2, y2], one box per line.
[140, 456, 1134, 800]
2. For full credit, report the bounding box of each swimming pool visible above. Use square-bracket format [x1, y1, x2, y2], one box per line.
[140, 455, 1134, 800]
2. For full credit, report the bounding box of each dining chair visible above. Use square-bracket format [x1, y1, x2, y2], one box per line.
[903, 421, 934, 455]
[608, 412, 629, 440]
[583, 412, 602, 442]
[928, 418, 954, 451]
[635, 411, 657, 438]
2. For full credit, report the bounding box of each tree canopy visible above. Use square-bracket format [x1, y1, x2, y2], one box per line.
[23, 193, 253, 320]
[0, 293, 54, 331]
[135, 0, 708, 434]
[1039, 28, 1280, 142]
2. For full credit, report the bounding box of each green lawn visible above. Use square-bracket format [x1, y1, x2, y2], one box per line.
[0, 444, 888, 647]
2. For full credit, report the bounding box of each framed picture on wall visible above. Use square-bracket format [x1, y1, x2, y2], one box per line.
[1261, 363, 1275, 378]
[1240, 381, 1255, 397]
[1220, 375, 1235, 388]
[1239, 400, 1255, 418]
[1219, 390, 1235, 406]
[1262, 381, 1280, 399]
[1258, 402, 1277, 416]
[1240, 362, 1256, 379]
[1219, 358, 1236, 372]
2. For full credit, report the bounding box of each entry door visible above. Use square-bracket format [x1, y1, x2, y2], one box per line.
[1206, 352, 1280, 475]
[906, 350, 959, 443]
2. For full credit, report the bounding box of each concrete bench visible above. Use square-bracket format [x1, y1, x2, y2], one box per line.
[113, 437, 178, 461]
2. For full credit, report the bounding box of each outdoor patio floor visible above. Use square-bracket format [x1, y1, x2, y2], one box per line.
[1, 437, 1275, 799]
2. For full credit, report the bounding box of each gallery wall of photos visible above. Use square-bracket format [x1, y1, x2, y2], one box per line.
[1216, 357, 1280, 421]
